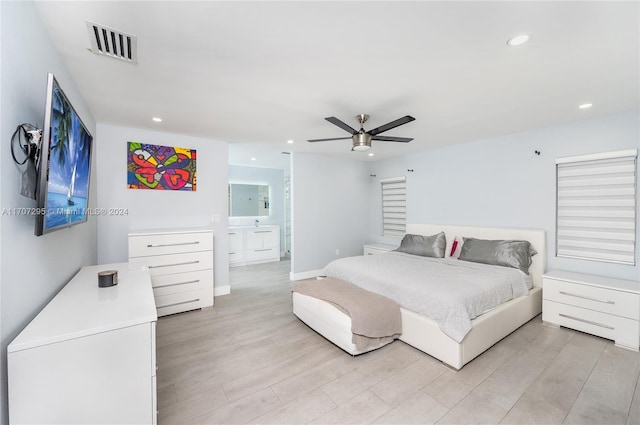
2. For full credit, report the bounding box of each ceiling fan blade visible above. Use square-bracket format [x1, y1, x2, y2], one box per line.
[307, 137, 353, 142]
[368, 115, 415, 136]
[371, 135, 413, 143]
[325, 117, 358, 134]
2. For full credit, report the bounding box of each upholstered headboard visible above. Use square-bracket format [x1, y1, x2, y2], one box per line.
[405, 224, 546, 288]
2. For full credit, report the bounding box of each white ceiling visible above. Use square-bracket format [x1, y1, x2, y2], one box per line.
[34, 1, 639, 169]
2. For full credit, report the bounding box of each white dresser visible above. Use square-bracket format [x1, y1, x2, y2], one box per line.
[363, 243, 397, 255]
[542, 270, 640, 350]
[129, 228, 214, 316]
[8, 263, 157, 425]
[229, 225, 280, 267]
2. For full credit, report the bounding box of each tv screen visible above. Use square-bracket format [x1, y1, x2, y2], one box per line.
[35, 73, 93, 236]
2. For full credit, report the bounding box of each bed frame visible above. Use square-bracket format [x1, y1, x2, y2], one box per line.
[292, 224, 546, 370]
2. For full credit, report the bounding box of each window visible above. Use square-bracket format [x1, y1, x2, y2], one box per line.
[556, 149, 637, 265]
[381, 176, 406, 237]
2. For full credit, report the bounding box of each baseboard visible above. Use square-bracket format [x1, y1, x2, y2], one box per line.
[214, 285, 231, 296]
[289, 269, 324, 281]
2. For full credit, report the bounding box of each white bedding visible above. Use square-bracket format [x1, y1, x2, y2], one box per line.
[323, 252, 530, 343]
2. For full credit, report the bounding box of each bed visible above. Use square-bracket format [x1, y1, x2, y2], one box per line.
[292, 224, 546, 370]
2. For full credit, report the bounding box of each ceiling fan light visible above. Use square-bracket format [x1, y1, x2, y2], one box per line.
[352, 133, 371, 152]
[353, 144, 370, 152]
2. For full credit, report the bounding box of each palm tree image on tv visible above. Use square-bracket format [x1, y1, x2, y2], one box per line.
[44, 81, 92, 229]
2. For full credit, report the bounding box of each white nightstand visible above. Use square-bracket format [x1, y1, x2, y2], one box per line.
[363, 243, 397, 255]
[542, 270, 640, 351]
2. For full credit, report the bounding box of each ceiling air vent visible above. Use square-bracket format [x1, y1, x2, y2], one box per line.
[86, 22, 138, 64]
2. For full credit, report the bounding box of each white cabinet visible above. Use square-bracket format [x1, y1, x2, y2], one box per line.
[542, 270, 640, 350]
[8, 263, 157, 425]
[129, 228, 214, 316]
[229, 229, 244, 265]
[229, 226, 280, 267]
[363, 243, 397, 255]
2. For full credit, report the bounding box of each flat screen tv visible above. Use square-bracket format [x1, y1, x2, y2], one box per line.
[35, 73, 93, 236]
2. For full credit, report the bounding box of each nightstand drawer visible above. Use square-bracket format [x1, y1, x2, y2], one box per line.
[544, 278, 639, 320]
[543, 300, 639, 350]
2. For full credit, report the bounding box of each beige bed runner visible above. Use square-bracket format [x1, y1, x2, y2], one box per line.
[292, 278, 402, 351]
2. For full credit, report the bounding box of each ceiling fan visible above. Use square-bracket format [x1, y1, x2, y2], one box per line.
[308, 114, 415, 151]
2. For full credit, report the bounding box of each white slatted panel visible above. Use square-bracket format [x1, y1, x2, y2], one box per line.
[381, 177, 406, 237]
[556, 150, 637, 265]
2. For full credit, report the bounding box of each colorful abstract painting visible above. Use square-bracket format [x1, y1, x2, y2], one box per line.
[127, 142, 197, 191]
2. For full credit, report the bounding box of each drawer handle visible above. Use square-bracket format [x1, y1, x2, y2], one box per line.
[155, 279, 200, 288]
[147, 241, 200, 248]
[559, 291, 615, 305]
[229, 232, 236, 235]
[254, 230, 272, 233]
[559, 313, 615, 330]
[157, 298, 200, 309]
[229, 252, 236, 255]
[255, 248, 272, 252]
[149, 260, 200, 269]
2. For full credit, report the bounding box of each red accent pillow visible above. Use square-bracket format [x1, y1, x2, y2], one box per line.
[450, 239, 459, 257]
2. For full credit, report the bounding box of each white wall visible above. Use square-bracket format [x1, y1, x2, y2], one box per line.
[291, 153, 370, 275]
[96, 124, 230, 293]
[0, 4, 4, 424]
[0, 2, 98, 423]
[228, 165, 285, 253]
[368, 110, 640, 281]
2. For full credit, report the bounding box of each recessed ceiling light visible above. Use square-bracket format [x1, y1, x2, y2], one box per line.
[368, 153, 375, 157]
[287, 139, 294, 144]
[507, 34, 530, 47]
[251, 157, 256, 161]
[578, 103, 593, 109]
[152, 117, 162, 122]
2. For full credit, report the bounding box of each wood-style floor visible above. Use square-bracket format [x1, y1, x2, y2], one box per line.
[157, 259, 640, 424]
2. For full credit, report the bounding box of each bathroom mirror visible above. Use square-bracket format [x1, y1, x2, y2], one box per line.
[229, 183, 270, 217]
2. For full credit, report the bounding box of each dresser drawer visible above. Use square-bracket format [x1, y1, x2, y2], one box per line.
[544, 278, 639, 320]
[155, 288, 214, 317]
[129, 231, 213, 257]
[246, 247, 279, 262]
[151, 270, 212, 297]
[129, 251, 213, 277]
[543, 300, 639, 349]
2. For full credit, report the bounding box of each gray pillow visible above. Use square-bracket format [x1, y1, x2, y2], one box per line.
[395, 232, 446, 258]
[458, 238, 537, 274]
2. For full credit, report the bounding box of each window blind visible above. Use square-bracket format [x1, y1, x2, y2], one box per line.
[381, 176, 406, 237]
[556, 149, 637, 265]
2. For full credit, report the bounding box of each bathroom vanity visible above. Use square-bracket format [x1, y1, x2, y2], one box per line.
[229, 225, 280, 267]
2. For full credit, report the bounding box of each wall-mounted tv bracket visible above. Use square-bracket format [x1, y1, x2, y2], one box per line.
[11, 123, 42, 165]
[11, 123, 43, 199]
